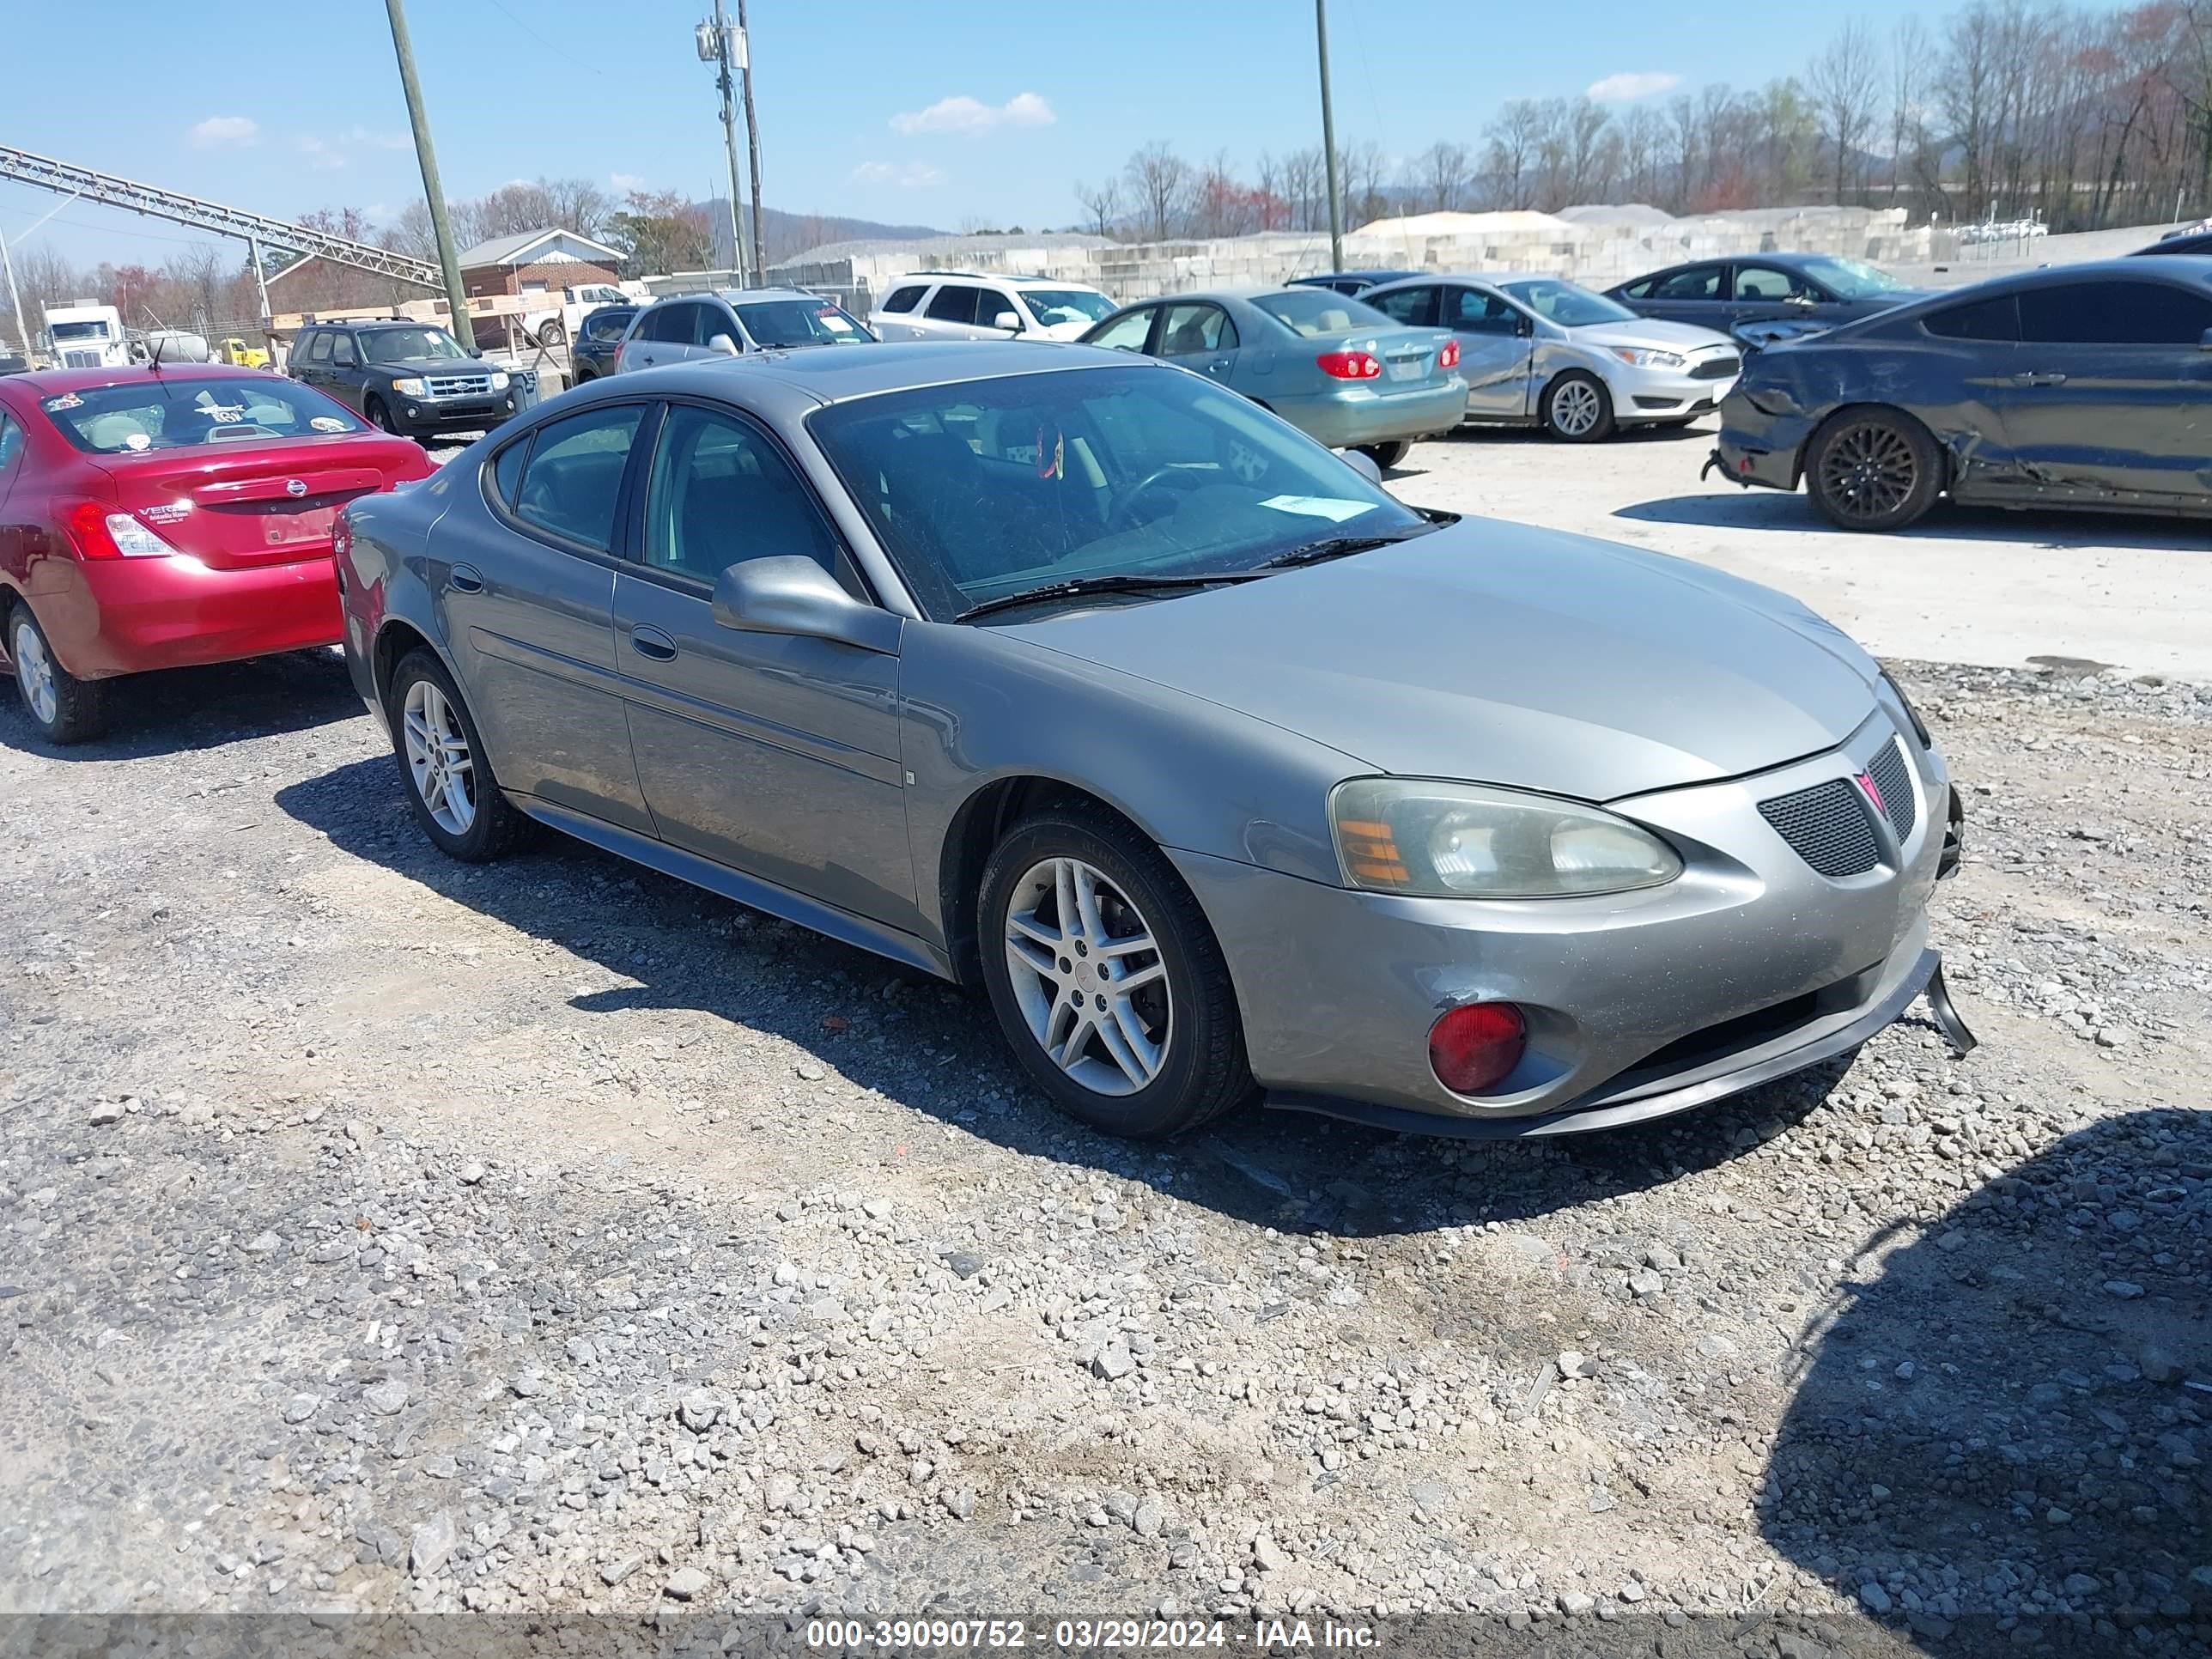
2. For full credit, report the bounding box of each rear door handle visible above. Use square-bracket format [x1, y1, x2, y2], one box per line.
[2013, 370, 2068, 386]
[447, 564, 484, 594]
[630, 625, 678, 662]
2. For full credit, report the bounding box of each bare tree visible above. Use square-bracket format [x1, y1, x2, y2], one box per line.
[1887, 15, 1932, 206]
[541, 177, 612, 240]
[1418, 141, 1473, 211]
[1484, 100, 1542, 210]
[1810, 22, 1883, 203]
[1123, 142, 1191, 240]
[1073, 178, 1123, 238]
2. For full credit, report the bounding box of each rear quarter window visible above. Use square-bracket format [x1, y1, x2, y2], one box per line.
[1923, 294, 2020, 342]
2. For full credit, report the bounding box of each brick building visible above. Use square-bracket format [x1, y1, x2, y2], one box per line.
[456, 228, 625, 297]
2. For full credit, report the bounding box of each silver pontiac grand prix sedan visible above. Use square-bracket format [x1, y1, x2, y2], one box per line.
[338, 341, 1969, 1140]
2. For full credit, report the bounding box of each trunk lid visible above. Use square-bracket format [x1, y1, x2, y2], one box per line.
[1322, 325, 1457, 389]
[90, 437, 429, 569]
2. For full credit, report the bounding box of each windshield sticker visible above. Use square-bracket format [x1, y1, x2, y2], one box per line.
[204, 404, 246, 423]
[41, 392, 84, 411]
[817, 309, 856, 331]
[310, 416, 349, 433]
[1258, 495, 1380, 523]
[125, 431, 152, 450]
[1034, 427, 1065, 481]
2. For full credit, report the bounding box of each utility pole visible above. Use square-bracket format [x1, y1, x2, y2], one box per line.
[384, 0, 473, 341]
[698, 3, 752, 285]
[247, 236, 272, 337]
[1316, 0, 1344, 273]
[0, 224, 30, 362]
[738, 0, 764, 280]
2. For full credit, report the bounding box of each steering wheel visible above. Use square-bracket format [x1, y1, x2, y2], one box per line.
[1105, 464, 1203, 532]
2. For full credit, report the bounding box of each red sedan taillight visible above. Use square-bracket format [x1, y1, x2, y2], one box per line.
[57, 500, 180, 560]
[1438, 339, 1461, 370]
[1429, 1002, 1526, 1094]
[1316, 349, 1382, 380]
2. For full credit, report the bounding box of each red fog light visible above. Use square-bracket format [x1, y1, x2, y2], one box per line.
[1428, 1002, 1527, 1094]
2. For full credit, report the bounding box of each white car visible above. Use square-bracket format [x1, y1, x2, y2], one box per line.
[870, 273, 1118, 343]
[612, 289, 876, 374]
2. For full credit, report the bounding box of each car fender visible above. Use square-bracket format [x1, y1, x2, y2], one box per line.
[342, 459, 465, 714]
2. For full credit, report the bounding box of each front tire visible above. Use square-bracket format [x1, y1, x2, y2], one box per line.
[386, 649, 527, 861]
[9, 605, 107, 744]
[1540, 370, 1615, 442]
[1805, 408, 1942, 532]
[364, 395, 398, 436]
[978, 807, 1255, 1139]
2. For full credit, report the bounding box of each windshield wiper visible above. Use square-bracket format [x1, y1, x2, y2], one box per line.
[955, 571, 1261, 623]
[1254, 524, 1440, 570]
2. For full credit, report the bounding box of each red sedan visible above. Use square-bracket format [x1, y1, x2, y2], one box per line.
[0, 365, 434, 742]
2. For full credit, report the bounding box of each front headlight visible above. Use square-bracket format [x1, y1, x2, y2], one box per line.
[1332, 779, 1682, 898]
[1608, 346, 1686, 370]
[390, 377, 428, 398]
[488, 370, 511, 392]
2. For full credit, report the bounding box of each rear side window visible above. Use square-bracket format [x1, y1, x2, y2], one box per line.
[882, 285, 927, 313]
[511, 404, 646, 551]
[1923, 294, 2019, 342]
[0, 412, 24, 472]
[304, 331, 333, 363]
[1652, 265, 1723, 300]
[2018, 281, 2212, 345]
[585, 312, 633, 343]
[925, 285, 981, 324]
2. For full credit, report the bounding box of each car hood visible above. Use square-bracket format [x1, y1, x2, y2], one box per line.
[1564, 319, 1738, 353]
[1030, 319, 1098, 342]
[994, 521, 1879, 802]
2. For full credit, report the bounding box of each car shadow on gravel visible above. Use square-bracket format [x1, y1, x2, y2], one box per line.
[0, 647, 362, 759]
[1443, 420, 1714, 448]
[278, 756, 1912, 1240]
[1763, 1106, 2212, 1653]
[1615, 490, 2210, 550]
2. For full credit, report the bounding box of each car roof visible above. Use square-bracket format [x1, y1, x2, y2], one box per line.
[644, 287, 824, 307]
[349, 318, 453, 330]
[1937, 255, 2212, 295]
[594, 338, 1146, 410]
[889, 272, 1102, 289]
[1291, 268, 1417, 282]
[1364, 270, 1565, 292]
[3, 363, 287, 398]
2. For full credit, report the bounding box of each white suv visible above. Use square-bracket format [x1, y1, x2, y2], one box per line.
[870, 274, 1117, 343]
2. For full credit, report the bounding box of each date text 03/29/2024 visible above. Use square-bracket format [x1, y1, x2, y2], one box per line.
[803, 1619, 1380, 1650]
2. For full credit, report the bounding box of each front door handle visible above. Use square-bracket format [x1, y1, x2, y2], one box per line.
[2013, 370, 2068, 386]
[447, 564, 484, 594]
[630, 625, 678, 662]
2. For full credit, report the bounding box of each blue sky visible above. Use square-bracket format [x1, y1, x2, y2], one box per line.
[6, 0, 1948, 267]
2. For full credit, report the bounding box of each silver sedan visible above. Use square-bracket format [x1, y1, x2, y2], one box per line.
[1364, 272, 1742, 441]
[339, 341, 1967, 1141]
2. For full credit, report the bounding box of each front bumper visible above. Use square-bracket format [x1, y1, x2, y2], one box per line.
[1274, 378, 1469, 449]
[36, 552, 342, 679]
[1170, 711, 1958, 1136]
[1601, 361, 1737, 422]
[392, 394, 516, 436]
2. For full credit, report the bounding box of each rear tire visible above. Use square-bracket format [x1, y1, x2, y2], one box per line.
[386, 649, 528, 862]
[8, 605, 107, 744]
[538, 319, 566, 348]
[1355, 440, 1412, 471]
[1805, 408, 1942, 532]
[978, 806, 1255, 1139]
[1540, 369, 1615, 441]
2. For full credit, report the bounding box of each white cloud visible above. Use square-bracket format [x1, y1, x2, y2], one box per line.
[341, 125, 410, 151]
[890, 93, 1054, 136]
[852, 161, 946, 188]
[1586, 70, 1681, 102]
[611, 171, 648, 191]
[189, 116, 259, 149]
[296, 136, 348, 171]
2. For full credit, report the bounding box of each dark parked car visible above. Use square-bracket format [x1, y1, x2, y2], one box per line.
[568, 305, 637, 386]
[288, 319, 517, 441]
[2135, 225, 2212, 257]
[1285, 269, 1422, 297]
[1610, 253, 1934, 333]
[0, 348, 28, 377]
[1712, 258, 2212, 532]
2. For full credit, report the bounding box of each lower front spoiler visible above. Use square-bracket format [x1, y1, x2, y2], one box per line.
[1265, 948, 1975, 1140]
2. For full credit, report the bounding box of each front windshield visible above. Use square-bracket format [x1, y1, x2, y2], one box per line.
[40, 377, 367, 453]
[1499, 280, 1637, 328]
[1019, 289, 1115, 327]
[806, 365, 1431, 621]
[362, 327, 469, 363]
[1251, 290, 1397, 337]
[51, 320, 111, 342]
[1796, 256, 1908, 300]
[735, 300, 874, 348]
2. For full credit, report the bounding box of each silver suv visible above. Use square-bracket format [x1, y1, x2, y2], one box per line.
[870, 273, 1117, 343]
[613, 289, 874, 374]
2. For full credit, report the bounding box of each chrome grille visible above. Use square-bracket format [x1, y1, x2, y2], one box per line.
[424, 374, 492, 398]
[1759, 778, 1881, 878]
[63, 349, 102, 368]
[1690, 354, 1741, 380]
[1866, 738, 1917, 841]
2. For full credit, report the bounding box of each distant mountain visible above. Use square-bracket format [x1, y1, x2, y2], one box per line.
[701, 203, 945, 268]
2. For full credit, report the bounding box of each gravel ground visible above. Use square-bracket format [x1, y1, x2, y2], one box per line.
[3, 636, 2208, 1656]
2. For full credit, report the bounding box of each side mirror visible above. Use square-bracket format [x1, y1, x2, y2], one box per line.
[991, 311, 1023, 332]
[1516, 314, 1534, 337]
[708, 333, 740, 356]
[1340, 449, 1383, 484]
[711, 556, 901, 653]
[2200, 327, 2212, 351]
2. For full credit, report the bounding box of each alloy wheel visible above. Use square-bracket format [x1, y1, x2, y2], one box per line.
[13, 619, 57, 727]
[402, 678, 477, 836]
[1002, 856, 1172, 1097]
[1550, 379, 1602, 436]
[1819, 422, 1918, 522]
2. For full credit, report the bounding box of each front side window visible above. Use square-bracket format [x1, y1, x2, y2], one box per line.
[1795, 257, 1910, 301]
[330, 333, 359, 367]
[1735, 265, 1814, 301]
[1158, 304, 1237, 356]
[1498, 279, 1637, 327]
[733, 300, 873, 348]
[807, 365, 1432, 621]
[38, 378, 368, 453]
[642, 405, 843, 585]
[1363, 286, 1438, 328]
[645, 303, 697, 344]
[925, 285, 981, 325]
[1086, 308, 1155, 353]
[360, 327, 468, 363]
[2017, 281, 2212, 345]
[510, 404, 646, 551]
[1445, 288, 1522, 335]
